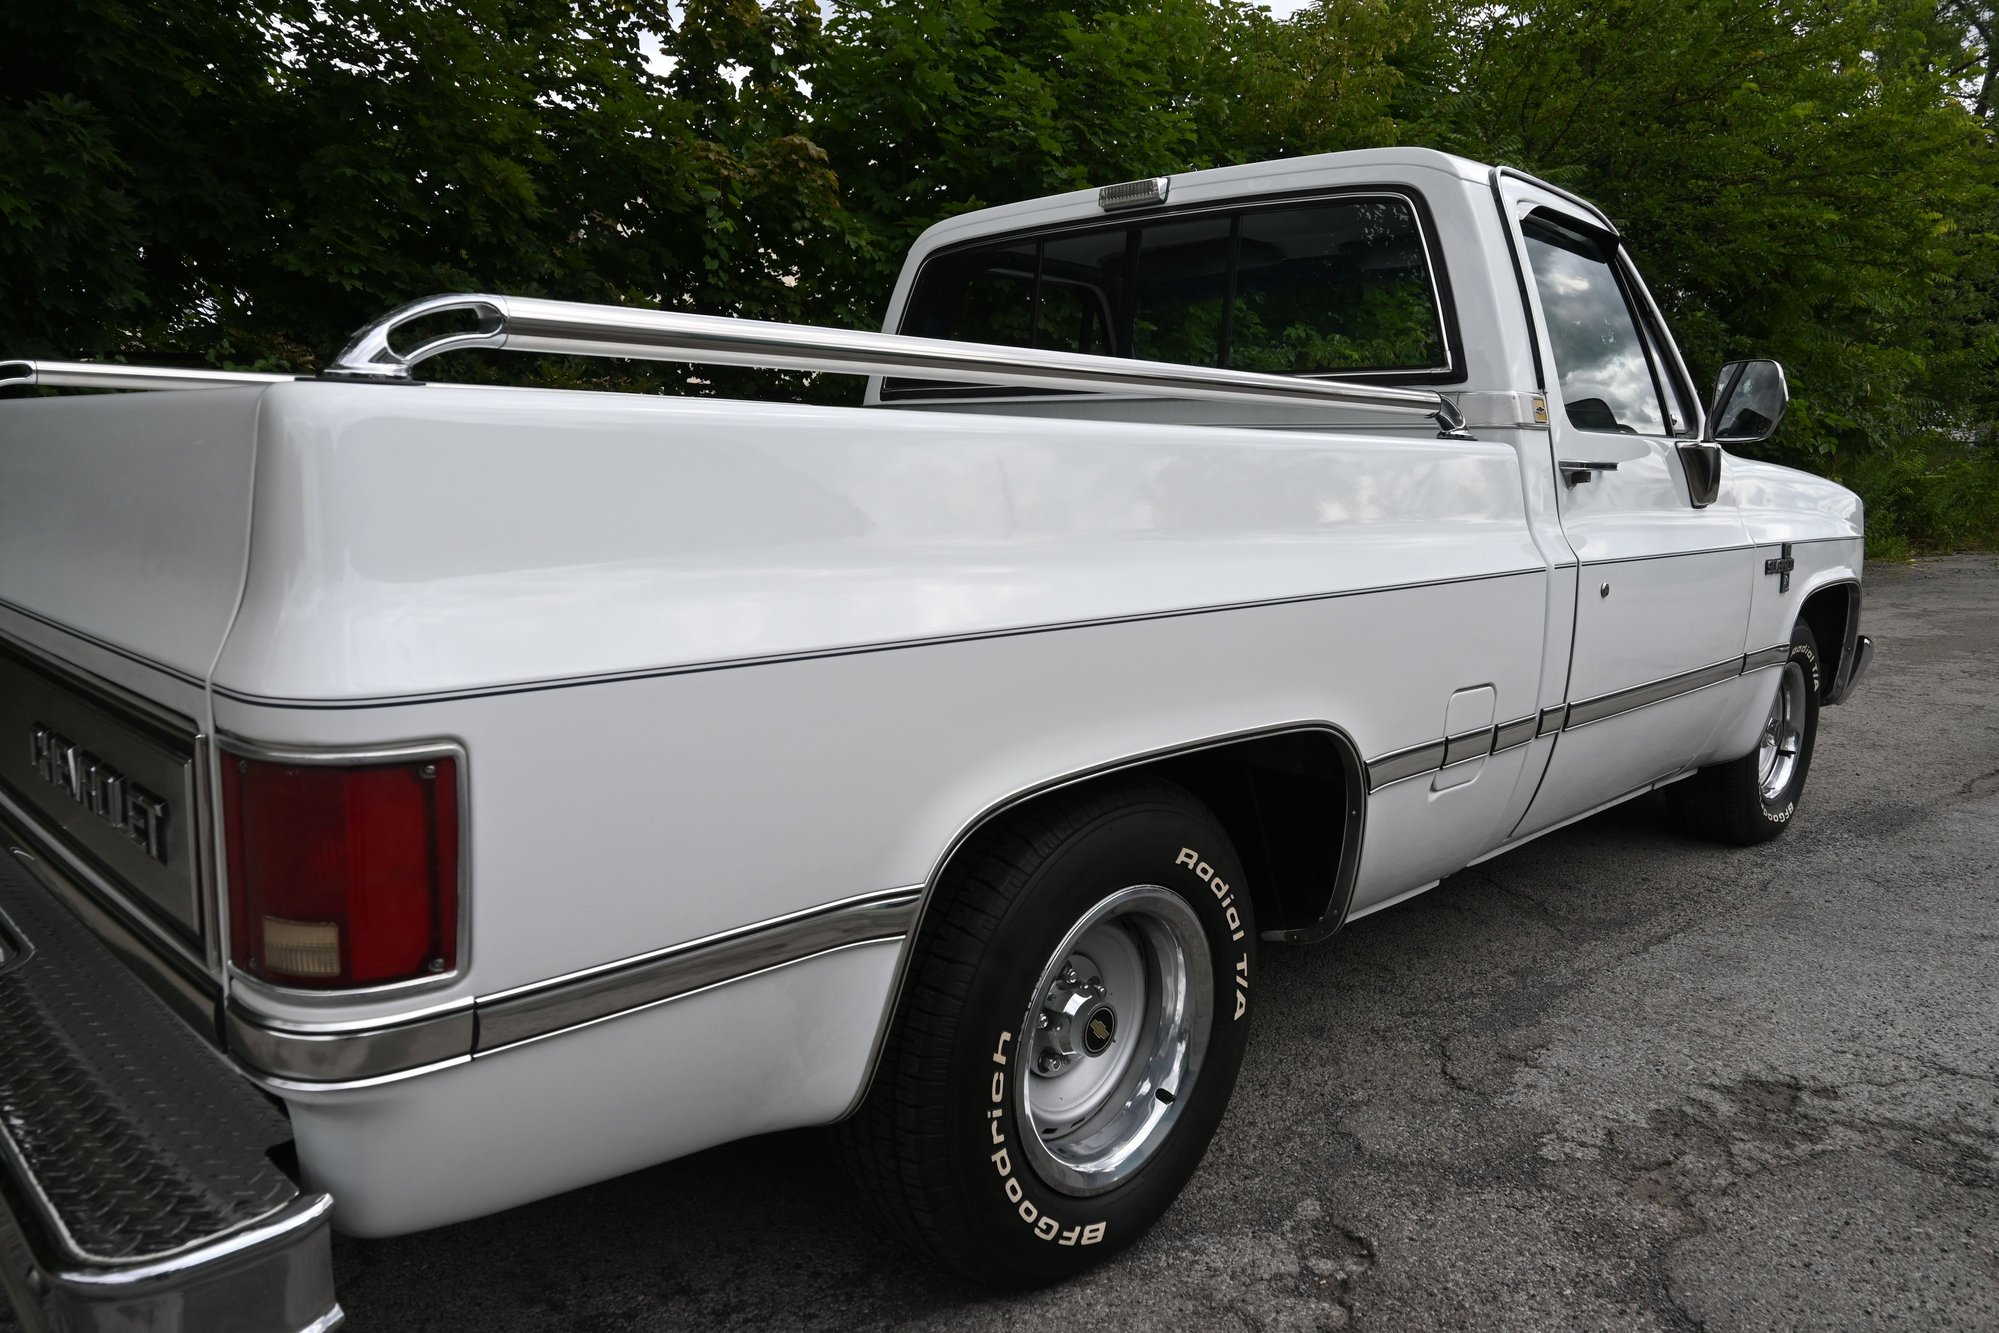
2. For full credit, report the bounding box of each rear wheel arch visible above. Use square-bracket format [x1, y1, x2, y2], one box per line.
[842, 723, 1366, 1118]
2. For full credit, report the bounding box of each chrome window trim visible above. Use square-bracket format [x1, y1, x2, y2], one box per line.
[216, 735, 472, 1007]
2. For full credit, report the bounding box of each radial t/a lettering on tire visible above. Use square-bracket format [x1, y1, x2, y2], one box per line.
[839, 777, 1256, 1286]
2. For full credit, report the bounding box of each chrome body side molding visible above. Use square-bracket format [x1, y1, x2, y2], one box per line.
[475, 887, 920, 1054]
[1564, 657, 1744, 730]
[227, 888, 921, 1087]
[1741, 643, 1793, 673]
[1365, 648, 1791, 791]
[1441, 727, 1496, 768]
[1366, 740, 1448, 790]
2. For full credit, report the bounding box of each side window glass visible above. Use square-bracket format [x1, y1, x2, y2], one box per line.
[1522, 217, 1665, 435]
[1230, 199, 1445, 374]
[1130, 216, 1232, 367]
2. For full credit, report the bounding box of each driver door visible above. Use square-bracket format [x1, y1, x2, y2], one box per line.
[1503, 194, 1754, 838]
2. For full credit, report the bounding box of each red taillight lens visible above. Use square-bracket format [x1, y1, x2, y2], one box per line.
[223, 753, 460, 989]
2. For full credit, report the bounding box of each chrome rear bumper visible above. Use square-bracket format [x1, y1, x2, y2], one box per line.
[0, 828, 341, 1333]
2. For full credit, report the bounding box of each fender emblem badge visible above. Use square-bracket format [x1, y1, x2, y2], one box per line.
[1764, 543, 1795, 593]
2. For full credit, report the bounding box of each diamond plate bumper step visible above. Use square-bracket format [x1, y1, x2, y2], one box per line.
[0, 832, 341, 1332]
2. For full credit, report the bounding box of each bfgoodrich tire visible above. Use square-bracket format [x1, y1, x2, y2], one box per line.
[839, 777, 1256, 1286]
[1672, 620, 1822, 845]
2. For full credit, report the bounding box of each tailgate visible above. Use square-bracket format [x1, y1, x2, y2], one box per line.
[0, 388, 261, 682]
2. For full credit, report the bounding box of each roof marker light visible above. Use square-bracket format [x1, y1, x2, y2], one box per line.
[1098, 177, 1170, 212]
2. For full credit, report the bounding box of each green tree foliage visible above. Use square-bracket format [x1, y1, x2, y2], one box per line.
[3, 0, 1994, 548]
[0, 0, 836, 376]
[1432, 1, 1997, 469]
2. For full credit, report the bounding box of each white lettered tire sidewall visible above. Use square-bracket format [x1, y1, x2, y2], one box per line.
[1759, 627, 1822, 827]
[947, 798, 1255, 1281]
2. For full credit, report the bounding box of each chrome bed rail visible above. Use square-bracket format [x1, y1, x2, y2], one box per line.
[2, 293, 1469, 434]
[0, 361, 295, 392]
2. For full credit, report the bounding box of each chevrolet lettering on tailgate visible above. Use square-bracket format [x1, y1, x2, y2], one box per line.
[28, 724, 171, 864]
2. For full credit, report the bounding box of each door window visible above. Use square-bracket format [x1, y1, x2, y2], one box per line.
[1522, 216, 1665, 435]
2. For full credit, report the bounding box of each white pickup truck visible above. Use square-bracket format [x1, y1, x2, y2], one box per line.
[0, 148, 1873, 1329]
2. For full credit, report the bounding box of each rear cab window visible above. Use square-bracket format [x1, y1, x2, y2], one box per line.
[888, 191, 1459, 398]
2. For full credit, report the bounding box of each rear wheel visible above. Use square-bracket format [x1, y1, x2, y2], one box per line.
[840, 778, 1255, 1286]
[1672, 620, 1821, 844]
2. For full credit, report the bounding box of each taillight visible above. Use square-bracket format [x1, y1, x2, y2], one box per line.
[222, 750, 461, 989]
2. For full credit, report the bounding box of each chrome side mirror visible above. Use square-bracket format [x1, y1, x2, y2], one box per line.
[1706, 359, 1789, 444]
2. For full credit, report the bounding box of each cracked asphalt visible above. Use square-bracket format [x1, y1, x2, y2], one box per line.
[25, 557, 1997, 1333]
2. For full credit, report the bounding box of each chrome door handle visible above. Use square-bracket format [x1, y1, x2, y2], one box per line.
[1558, 460, 1620, 487]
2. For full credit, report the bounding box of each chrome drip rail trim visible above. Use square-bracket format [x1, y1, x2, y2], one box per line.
[317, 293, 1470, 433]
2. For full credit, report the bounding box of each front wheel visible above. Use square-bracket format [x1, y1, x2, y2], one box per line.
[840, 778, 1256, 1286]
[1672, 620, 1822, 844]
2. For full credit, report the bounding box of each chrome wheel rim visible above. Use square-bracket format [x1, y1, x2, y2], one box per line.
[1758, 660, 1807, 803]
[1016, 885, 1211, 1197]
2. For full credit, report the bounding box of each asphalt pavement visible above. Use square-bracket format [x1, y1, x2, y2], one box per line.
[22, 557, 1999, 1332]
